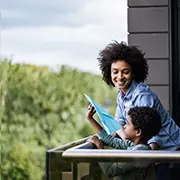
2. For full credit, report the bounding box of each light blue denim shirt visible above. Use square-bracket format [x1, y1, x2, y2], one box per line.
[114, 80, 180, 150]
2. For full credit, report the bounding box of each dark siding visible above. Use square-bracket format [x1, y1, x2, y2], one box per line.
[150, 86, 169, 110]
[128, 0, 168, 7]
[128, 34, 169, 58]
[170, 0, 180, 126]
[146, 60, 169, 85]
[128, 7, 168, 32]
[128, 1, 169, 111]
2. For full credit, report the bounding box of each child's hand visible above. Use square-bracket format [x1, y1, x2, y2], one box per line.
[87, 135, 104, 149]
[86, 104, 96, 120]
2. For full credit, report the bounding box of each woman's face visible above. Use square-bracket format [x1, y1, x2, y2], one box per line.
[111, 60, 133, 93]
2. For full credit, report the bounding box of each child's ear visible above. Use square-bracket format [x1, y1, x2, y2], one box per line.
[136, 128, 142, 137]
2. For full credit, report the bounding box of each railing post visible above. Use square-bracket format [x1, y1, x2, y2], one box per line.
[89, 162, 104, 180]
[46, 151, 50, 180]
[72, 162, 78, 180]
[46, 137, 89, 180]
[47, 150, 71, 180]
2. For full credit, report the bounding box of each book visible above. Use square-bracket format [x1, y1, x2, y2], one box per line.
[84, 94, 121, 134]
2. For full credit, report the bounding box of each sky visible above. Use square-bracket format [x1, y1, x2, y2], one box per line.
[1, 0, 127, 74]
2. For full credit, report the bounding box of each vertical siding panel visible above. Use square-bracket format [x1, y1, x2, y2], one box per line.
[128, 1, 170, 110]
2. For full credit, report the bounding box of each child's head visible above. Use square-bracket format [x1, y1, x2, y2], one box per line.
[123, 106, 161, 143]
[98, 41, 149, 89]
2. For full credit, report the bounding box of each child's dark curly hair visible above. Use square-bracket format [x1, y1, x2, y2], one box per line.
[98, 41, 149, 86]
[128, 106, 161, 141]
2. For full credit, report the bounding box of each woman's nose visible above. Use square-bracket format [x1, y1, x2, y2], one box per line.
[117, 72, 123, 79]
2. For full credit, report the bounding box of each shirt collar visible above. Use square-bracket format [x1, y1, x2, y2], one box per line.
[119, 80, 138, 100]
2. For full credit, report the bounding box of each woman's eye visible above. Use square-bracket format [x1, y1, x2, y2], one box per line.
[113, 71, 118, 74]
[123, 71, 130, 74]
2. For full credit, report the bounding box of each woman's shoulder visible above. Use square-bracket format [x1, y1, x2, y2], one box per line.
[132, 83, 159, 105]
[136, 82, 149, 90]
[134, 82, 154, 96]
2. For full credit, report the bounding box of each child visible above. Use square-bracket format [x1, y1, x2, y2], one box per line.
[86, 105, 161, 180]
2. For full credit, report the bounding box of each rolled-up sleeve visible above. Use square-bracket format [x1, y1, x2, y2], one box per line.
[148, 135, 162, 147]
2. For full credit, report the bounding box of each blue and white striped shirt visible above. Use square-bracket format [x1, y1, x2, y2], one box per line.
[115, 80, 180, 150]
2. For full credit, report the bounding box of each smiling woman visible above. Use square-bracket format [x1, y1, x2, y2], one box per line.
[1, 0, 127, 74]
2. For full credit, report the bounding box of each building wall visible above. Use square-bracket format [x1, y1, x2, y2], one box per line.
[127, 0, 170, 110]
[178, 1, 180, 117]
[172, 0, 180, 126]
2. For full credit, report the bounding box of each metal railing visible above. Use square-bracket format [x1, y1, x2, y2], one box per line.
[46, 136, 95, 180]
[46, 136, 180, 180]
[63, 148, 180, 162]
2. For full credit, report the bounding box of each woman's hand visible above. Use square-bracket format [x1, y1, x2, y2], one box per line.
[149, 142, 160, 150]
[86, 104, 96, 120]
[87, 135, 104, 149]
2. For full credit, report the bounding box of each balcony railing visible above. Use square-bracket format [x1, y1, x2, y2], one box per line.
[46, 136, 180, 180]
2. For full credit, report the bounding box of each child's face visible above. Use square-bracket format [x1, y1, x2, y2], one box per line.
[111, 60, 133, 93]
[123, 116, 138, 141]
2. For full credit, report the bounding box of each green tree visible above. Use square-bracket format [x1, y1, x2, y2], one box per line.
[0, 59, 117, 179]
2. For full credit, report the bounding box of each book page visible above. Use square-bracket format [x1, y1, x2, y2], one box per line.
[84, 94, 121, 134]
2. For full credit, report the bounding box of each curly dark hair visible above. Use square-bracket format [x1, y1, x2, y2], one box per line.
[98, 41, 149, 86]
[128, 106, 161, 141]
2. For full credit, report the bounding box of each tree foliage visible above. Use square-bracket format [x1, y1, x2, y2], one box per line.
[0, 59, 117, 179]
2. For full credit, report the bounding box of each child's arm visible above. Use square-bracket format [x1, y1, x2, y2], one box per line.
[86, 104, 103, 133]
[99, 129, 133, 149]
[86, 104, 105, 149]
[86, 104, 133, 149]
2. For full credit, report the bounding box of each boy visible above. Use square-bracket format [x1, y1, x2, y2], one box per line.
[86, 105, 161, 180]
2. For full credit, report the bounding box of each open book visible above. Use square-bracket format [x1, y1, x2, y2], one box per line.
[84, 94, 121, 135]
